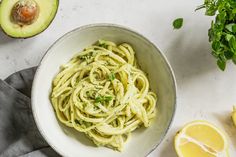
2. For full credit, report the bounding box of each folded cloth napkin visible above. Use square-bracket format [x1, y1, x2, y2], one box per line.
[0, 67, 60, 157]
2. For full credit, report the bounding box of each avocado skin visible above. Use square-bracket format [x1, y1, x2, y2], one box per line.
[0, 0, 59, 39]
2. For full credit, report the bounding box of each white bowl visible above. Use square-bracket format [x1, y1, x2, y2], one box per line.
[31, 24, 177, 157]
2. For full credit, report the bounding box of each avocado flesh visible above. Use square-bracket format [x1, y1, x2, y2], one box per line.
[0, 0, 58, 38]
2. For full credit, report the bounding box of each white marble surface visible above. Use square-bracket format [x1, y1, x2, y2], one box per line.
[0, 0, 236, 156]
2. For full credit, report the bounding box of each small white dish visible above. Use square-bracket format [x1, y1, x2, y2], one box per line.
[31, 23, 177, 157]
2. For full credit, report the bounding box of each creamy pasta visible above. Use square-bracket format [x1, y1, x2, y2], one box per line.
[50, 40, 157, 151]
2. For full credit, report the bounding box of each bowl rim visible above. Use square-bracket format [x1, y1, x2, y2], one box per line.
[31, 23, 177, 157]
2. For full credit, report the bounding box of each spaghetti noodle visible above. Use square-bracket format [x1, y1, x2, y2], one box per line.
[50, 40, 157, 151]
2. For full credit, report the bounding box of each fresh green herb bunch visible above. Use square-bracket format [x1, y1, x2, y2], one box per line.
[197, 0, 236, 70]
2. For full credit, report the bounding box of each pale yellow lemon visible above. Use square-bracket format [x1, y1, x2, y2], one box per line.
[175, 120, 229, 157]
[232, 106, 236, 127]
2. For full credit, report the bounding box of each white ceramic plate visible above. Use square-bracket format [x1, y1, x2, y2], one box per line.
[31, 24, 177, 157]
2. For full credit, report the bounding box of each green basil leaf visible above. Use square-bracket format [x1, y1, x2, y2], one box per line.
[226, 23, 236, 32]
[232, 8, 236, 14]
[217, 60, 226, 71]
[212, 41, 220, 51]
[224, 50, 234, 59]
[208, 25, 214, 41]
[232, 25, 236, 33]
[216, 12, 226, 24]
[232, 55, 236, 65]
[229, 37, 236, 52]
[173, 18, 183, 29]
[225, 34, 233, 41]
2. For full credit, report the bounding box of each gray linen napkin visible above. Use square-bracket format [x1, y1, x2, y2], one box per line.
[0, 67, 60, 157]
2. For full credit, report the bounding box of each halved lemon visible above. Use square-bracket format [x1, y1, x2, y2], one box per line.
[175, 120, 229, 157]
[232, 106, 236, 127]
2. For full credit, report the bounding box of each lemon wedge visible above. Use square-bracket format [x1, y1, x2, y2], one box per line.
[232, 106, 236, 127]
[175, 120, 229, 157]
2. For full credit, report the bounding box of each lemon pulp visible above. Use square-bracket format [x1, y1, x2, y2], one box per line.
[185, 124, 225, 152]
[175, 121, 228, 157]
[179, 139, 215, 157]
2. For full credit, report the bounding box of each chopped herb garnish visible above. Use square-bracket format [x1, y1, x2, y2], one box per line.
[108, 72, 115, 81]
[74, 119, 80, 124]
[97, 40, 108, 49]
[79, 55, 89, 60]
[173, 18, 183, 29]
[79, 52, 94, 61]
[95, 95, 113, 103]
[104, 96, 113, 101]
[95, 96, 103, 103]
[99, 43, 108, 49]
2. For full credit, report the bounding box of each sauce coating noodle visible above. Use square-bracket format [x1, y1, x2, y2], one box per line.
[51, 40, 157, 151]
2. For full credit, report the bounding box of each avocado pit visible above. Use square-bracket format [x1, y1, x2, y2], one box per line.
[11, 0, 39, 25]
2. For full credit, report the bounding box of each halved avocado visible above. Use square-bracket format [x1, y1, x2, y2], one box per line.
[0, 0, 59, 38]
